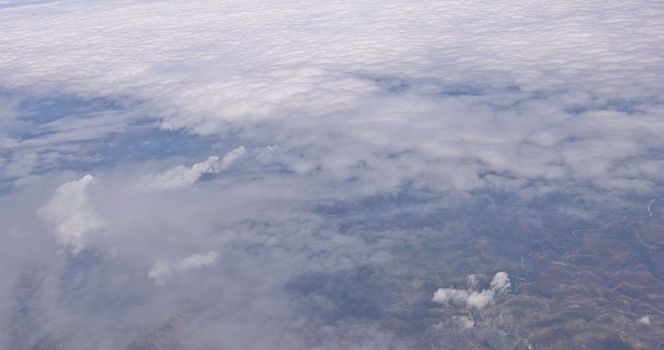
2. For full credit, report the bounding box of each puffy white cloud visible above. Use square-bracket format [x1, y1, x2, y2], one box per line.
[148, 251, 219, 285]
[147, 261, 172, 286]
[37, 174, 102, 254]
[432, 272, 511, 311]
[141, 146, 246, 190]
[639, 315, 651, 325]
[176, 251, 219, 272]
[465, 290, 495, 310]
[490, 271, 511, 295]
[432, 288, 469, 305]
[453, 315, 475, 330]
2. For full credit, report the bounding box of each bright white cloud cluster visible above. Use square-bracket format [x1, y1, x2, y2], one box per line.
[37, 174, 102, 254]
[453, 315, 475, 330]
[141, 146, 246, 190]
[433, 272, 511, 311]
[490, 271, 511, 295]
[148, 251, 219, 286]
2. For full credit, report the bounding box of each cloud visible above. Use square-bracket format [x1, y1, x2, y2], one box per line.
[432, 288, 470, 306]
[146, 261, 172, 286]
[0, 0, 662, 194]
[467, 274, 480, 288]
[432, 272, 511, 311]
[465, 289, 495, 310]
[37, 174, 102, 254]
[148, 251, 219, 285]
[490, 271, 511, 295]
[639, 315, 650, 325]
[0, 1, 662, 349]
[140, 146, 246, 190]
[453, 315, 475, 330]
[176, 251, 219, 272]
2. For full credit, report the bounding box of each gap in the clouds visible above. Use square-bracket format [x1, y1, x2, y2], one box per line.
[298, 188, 605, 338]
[362, 74, 493, 97]
[298, 186, 662, 345]
[0, 123, 230, 194]
[287, 265, 388, 321]
[95, 122, 222, 163]
[1, 90, 133, 140]
[371, 76, 411, 94]
[26, 123, 227, 176]
[310, 185, 658, 271]
[439, 84, 486, 97]
[0, 90, 235, 194]
[0, 0, 46, 9]
[564, 96, 661, 116]
[17, 94, 125, 125]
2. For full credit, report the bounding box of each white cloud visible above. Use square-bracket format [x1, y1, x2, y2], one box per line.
[432, 272, 511, 311]
[432, 288, 469, 305]
[141, 146, 246, 190]
[148, 251, 219, 285]
[37, 174, 102, 254]
[639, 315, 650, 325]
[453, 315, 475, 330]
[0, 0, 662, 193]
[176, 251, 219, 272]
[465, 290, 495, 310]
[147, 261, 172, 286]
[490, 271, 511, 295]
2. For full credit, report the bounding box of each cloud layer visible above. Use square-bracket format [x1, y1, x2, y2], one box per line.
[0, 0, 662, 194]
[0, 0, 662, 349]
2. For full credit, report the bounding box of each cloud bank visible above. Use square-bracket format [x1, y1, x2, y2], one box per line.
[0, 0, 662, 195]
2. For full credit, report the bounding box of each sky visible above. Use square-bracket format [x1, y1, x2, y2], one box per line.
[0, 1, 663, 349]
